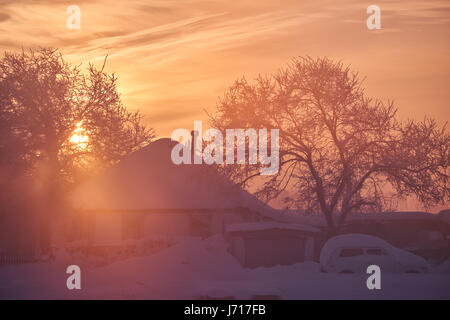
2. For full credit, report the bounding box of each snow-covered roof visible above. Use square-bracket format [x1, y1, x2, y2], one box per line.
[267, 211, 440, 228]
[226, 222, 320, 233]
[72, 138, 277, 212]
[347, 211, 437, 222]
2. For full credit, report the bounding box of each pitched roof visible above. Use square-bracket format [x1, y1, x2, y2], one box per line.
[72, 138, 277, 213]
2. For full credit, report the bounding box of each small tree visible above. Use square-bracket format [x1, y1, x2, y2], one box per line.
[210, 56, 449, 233]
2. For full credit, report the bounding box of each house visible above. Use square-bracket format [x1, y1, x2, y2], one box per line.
[67, 138, 276, 256]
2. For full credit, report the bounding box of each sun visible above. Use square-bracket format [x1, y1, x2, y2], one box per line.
[69, 121, 89, 148]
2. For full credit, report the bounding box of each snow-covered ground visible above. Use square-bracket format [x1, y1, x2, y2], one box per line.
[0, 235, 449, 300]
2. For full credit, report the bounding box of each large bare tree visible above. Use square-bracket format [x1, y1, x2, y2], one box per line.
[0, 48, 154, 185]
[210, 56, 449, 233]
[0, 48, 155, 252]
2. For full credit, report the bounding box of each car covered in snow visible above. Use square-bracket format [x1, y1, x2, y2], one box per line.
[320, 234, 431, 274]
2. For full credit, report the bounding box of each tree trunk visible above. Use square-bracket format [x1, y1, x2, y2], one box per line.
[39, 211, 51, 255]
[38, 142, 60, 256]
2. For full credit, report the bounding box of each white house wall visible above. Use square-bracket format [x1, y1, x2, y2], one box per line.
[94, 213, 122, 245]
[143, 213, 190, 238]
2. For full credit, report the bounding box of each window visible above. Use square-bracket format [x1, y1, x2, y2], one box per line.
[366, 248, 386, 256]
[339, 248, 364, 257]
[122, 213, 144, 240]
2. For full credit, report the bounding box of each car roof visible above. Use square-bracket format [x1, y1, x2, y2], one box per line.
[320, 234, 392, 263]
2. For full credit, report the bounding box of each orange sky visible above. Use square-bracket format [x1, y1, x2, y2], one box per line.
[1, 0, 449, 137]
[1, 0, 449, 212]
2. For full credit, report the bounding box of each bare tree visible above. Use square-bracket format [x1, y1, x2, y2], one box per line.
[0, 48, 155, 252]
[0, 48, 154, 185]
[210, 56, 449, 233]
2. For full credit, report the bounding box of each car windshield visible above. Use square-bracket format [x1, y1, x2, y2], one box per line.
[339, 248, 364, 257]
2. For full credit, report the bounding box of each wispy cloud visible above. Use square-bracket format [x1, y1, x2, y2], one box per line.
[0, 0, 449, 135]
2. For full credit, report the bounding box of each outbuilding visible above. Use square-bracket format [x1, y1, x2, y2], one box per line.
[226, 222, 321, 268]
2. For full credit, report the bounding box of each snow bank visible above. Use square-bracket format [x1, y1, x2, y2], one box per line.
[1, 234, 449, 299]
